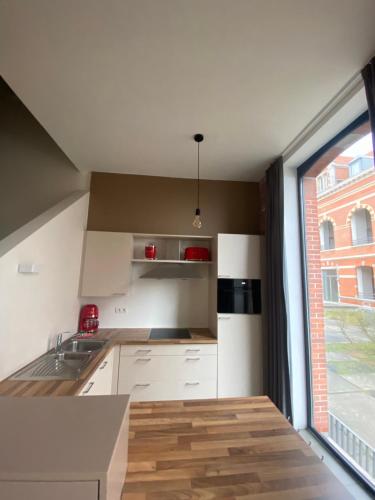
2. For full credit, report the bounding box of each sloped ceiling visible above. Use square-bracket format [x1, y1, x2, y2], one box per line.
[1, 0, 375, 181]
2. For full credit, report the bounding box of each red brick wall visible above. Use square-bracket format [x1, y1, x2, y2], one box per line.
[303, 177, 329, 432]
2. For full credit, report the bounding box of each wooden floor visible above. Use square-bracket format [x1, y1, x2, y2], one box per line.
[123, 396, 352, 499]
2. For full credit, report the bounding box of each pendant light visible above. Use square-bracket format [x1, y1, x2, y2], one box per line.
[192, 133, 204, 229]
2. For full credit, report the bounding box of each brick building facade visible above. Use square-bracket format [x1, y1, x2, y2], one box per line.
[317, 151, 375, 308]
[304, 139, 374, 433]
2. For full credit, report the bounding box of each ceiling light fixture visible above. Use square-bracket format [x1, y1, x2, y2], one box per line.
[192, 133, 204, 229]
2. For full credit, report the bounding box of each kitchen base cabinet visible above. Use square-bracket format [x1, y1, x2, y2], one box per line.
[78, 348, 114, 396]
[119, 353, 217, 382]
[0, 396, 130, 500]
[118, 344, 217, 401]
[0, 481, 99, 500]
[119, 378, 217, 402]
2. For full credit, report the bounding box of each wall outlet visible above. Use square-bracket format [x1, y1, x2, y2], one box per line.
[115, 307, 127, 314]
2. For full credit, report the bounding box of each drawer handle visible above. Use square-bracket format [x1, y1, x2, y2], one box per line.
[186, 349, 200, 353]
[135, 349, 152, 354]
[82, 381, 95, 394]
[134, 383, 151, 388]
[99, 361, 108, 369]
[218, 274, 231, 278]
[185, 381, 200, 386]
[186, 357, 200, 361]
[136, 358, 151, 362]
[218, 316, 231, 320]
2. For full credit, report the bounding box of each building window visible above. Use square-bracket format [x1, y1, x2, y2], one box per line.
[322, 269, 339, 302]
[357, 266, 374, 300]
[317, 170, 333, 193]
[351, 208, 373, 246]
[349, 156, 373, 177]
[298, 114, 375, 492]
[320, 220, 335, 250]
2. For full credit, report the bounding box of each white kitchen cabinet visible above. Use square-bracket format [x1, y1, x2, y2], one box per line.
[0, 395, 130, 500]
[119, 353, 217, 382]
[217, 234, 261, 279]
[121, 344, 217, 357]
[118, 344, 217, 401]
[80, 231, 133, 296]
[218, 314, 263, 398]
[119, 379, 217, 402]
[79, 349, 114, 396]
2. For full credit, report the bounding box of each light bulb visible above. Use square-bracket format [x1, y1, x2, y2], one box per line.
[192, 208, 202, 229]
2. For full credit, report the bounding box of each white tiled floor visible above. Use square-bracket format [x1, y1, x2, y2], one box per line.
[299, 429, 374, 499]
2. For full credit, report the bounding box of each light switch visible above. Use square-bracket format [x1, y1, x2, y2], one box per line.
[18, 263, 40, 274]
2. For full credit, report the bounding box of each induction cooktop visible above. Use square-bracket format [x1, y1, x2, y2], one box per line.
[149, 328, 191, 340]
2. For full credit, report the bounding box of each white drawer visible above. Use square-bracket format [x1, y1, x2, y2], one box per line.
[119, 354, 217, 383]
[118, 379, 217, 401]
[121, 344, 217, 357]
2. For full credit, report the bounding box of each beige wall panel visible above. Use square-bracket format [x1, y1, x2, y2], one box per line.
[87, 172, 260, 236]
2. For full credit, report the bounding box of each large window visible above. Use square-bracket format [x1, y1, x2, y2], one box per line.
[299, 113, 375, 492]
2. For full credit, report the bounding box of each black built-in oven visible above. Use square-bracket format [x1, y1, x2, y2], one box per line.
[217, 279, 261, 314]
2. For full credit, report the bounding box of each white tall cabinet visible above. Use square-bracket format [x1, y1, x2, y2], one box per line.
[217, 234, 263, 398]
[217, 233, 261, 279]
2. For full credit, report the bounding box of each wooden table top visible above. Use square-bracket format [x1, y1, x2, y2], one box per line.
[123, 397, 352, 499]
[0, 328, 216, 397]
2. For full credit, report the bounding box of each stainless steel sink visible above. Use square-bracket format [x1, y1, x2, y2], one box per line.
[10, 337, 107, 381]
[11, 352, 93, 381]
[62, 339, 107, 353]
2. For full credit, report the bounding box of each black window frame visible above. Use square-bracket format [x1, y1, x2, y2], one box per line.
[297, 110, 375, 495]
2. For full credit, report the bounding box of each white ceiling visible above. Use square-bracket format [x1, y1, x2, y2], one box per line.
[1, 0, 375, 181]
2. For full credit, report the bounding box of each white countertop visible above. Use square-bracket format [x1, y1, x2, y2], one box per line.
[0, 395, 130, 481]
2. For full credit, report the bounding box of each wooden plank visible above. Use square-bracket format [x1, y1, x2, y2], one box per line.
[123, 397, 353, 499]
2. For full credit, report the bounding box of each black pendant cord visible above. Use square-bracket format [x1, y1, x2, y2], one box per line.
[197, 141, 200, 209]
[193, 133, 204, 217]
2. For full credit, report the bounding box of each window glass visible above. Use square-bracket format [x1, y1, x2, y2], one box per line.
[300, 121, 375, 488]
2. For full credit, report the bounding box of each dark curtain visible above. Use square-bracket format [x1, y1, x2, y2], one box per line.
[362, 56, 375, 150]
[264, 156, 293, 422]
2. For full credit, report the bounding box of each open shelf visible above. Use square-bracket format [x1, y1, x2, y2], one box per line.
[131, 233, 213, 278]
[132, 259, 212, 264]
[132, 233, 213, 240]
[132, 233, 212, 261]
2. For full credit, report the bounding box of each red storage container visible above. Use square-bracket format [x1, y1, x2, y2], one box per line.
[184, 247, 210, 261]
[145, 244, 157, 259]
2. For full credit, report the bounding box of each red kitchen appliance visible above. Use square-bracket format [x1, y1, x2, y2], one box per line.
[79, 304, 99, 334]
[184, 246, 210, 261]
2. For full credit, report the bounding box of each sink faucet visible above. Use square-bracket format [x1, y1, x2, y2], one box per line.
[56, 333, 63, 353]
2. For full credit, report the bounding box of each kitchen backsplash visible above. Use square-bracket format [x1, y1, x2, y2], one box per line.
[88, 277, 209, 328]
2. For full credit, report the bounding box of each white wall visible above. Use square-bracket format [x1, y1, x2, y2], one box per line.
[91, 277, 209, 329]
[0, 192, 89, 380]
